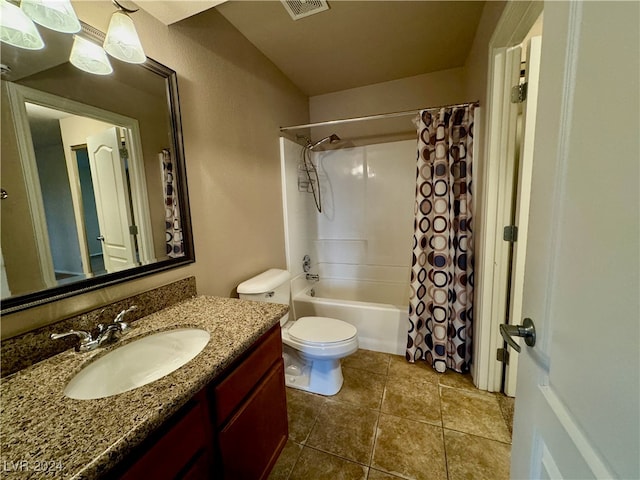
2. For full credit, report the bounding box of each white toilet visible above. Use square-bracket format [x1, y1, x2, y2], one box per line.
[238, 268, 358, 396]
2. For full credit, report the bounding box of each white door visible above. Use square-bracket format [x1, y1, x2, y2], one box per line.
[510, 2, 639, 479]
[86, 127, 137, 273]
[503, 35, 542, 397]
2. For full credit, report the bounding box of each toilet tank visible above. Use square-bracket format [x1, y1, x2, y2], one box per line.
[238, 269, 291, 324]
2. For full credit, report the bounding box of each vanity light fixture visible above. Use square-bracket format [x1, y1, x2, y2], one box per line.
[20, 0, 80, 34]
[0, 0, 44, 50]
[69, 34, 113, 76]
[103, 0, 146, 64]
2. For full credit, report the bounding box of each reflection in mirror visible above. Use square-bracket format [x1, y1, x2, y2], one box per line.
[1, 22, 193, 314]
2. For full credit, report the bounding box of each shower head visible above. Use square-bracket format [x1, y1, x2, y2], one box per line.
[308, 133, 341, 150]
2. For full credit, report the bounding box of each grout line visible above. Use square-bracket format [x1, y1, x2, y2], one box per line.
[439, 384, 451, 480]
[302, 444, 372, 469]
[368, 355, 391, 474]
[441, 425, 513, 446]
[283, 441, 304, 480]
[368, 372, 388, 468]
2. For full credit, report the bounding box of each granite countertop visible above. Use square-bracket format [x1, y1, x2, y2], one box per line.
[0, 296, 287, 480]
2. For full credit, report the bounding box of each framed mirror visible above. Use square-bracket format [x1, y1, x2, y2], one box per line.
[1, 22, 194, 314]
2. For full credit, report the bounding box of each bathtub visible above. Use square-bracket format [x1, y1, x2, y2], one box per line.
[292, 277, 409, 356]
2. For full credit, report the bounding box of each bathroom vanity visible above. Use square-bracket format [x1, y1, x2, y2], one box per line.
[0, 296, 288, 479]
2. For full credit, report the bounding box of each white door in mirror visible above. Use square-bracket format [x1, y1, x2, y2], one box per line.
[86, 127, 137, 273]
[64, 328, 210, 400]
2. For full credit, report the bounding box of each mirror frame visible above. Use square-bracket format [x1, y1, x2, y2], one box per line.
[1, 23, 195, 315]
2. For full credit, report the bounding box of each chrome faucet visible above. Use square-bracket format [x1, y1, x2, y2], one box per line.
[51, 305, 137, 351]
[50, 330, 99, 352]
[306, 273, 319, 282]
[96, 305, 136, 346]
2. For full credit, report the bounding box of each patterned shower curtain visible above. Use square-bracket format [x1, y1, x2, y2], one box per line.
[406, 105, 475, 373]
[160, 149, 184, 258]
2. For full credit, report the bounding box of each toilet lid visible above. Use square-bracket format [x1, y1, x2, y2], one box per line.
[288, 317, 357, 344]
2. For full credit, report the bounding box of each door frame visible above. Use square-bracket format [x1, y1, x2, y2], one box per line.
[5, 83, 156, 277]
[472, 0, 543, 392]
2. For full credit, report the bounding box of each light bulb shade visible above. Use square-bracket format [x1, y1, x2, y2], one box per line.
[69, 35, 113, 76]
[21, 0, 80, 34]
[0, 0, 44, 50]
[103, 11, 145, 64]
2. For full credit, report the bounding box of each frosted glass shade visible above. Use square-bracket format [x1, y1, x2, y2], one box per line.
[0, 0, 44, 50]
[103, 11, 145, 64]
[69, 35, 113, 76]
[21, 0, 80, 34]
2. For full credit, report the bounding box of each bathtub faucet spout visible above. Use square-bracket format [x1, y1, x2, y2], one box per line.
[306, 273, 320, 282]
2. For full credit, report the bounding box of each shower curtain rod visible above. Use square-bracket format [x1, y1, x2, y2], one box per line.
[279, 100, 479, 131]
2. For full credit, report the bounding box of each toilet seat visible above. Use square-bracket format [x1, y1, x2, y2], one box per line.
[281, 317, 358, 360]
[288, 316, 357, 345]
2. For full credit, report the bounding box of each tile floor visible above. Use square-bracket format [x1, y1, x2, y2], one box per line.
[269, 349, 514, 480]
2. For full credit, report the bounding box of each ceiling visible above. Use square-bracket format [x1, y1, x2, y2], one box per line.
[141, 1, 486, 97]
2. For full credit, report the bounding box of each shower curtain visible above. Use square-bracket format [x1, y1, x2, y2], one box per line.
[406, 105, 475, 373]
[160, 149, 184, 258]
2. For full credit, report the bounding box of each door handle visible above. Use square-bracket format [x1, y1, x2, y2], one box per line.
[97, 235, 105, 241]
[499, 317, 536, 353]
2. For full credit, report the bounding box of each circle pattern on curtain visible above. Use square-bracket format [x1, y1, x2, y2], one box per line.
[406, 106, 475, 373]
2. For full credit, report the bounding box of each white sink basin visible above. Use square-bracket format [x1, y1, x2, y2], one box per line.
[64, 328, 211, 400]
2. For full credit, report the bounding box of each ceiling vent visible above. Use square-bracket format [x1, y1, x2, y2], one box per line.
[280, 0, 329, 21]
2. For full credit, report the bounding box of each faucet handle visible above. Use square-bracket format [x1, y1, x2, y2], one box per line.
[50, 330, 97, 352]
[114, 305, 137, 324]
[51, 330, 92, 341]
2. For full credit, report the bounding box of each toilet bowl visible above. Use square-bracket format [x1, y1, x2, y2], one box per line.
[238, 269, 358, 395]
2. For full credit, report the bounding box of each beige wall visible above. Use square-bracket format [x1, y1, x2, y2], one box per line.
[307, 67, 467, 145]
[462, 0, 507, 231]
[2, 2, 308, 338]
[0, 82, 47, 297]
[463, 2, 508, 102]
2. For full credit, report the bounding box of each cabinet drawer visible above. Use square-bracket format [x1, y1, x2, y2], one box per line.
[214, 324, 281, 425]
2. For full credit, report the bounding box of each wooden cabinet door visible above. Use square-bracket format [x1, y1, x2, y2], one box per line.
[218, 359, 288, 480]
[118, 394, 213, 480]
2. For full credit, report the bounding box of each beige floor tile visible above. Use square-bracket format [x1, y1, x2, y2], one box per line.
[497, 394, 515, 435]
[388, 355, 440, 384]
[440, 387, 511, 443]
[332, 366, 386, 410]
[272, 353, 511, 480]
[343, 349, 391, 376]
[444, 429, 511, 480]
[268, 440, 303, 480]
[307, 400, 379, 464]
[367, 468, 406, 479]
[372, 414, 447, 480]
[289, 447, 368, 480]
[381, 375, 441, 426]
[286, 388, 326, 444]
[438, 370, 477, 391]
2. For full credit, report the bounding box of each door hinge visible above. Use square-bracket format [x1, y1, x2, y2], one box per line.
[497, 347, 510, 364]
[511, 82, 528, 103]
[503, 225, 518, 242]
[129, 225, 138, 235]
[119, 146, 129, 159]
